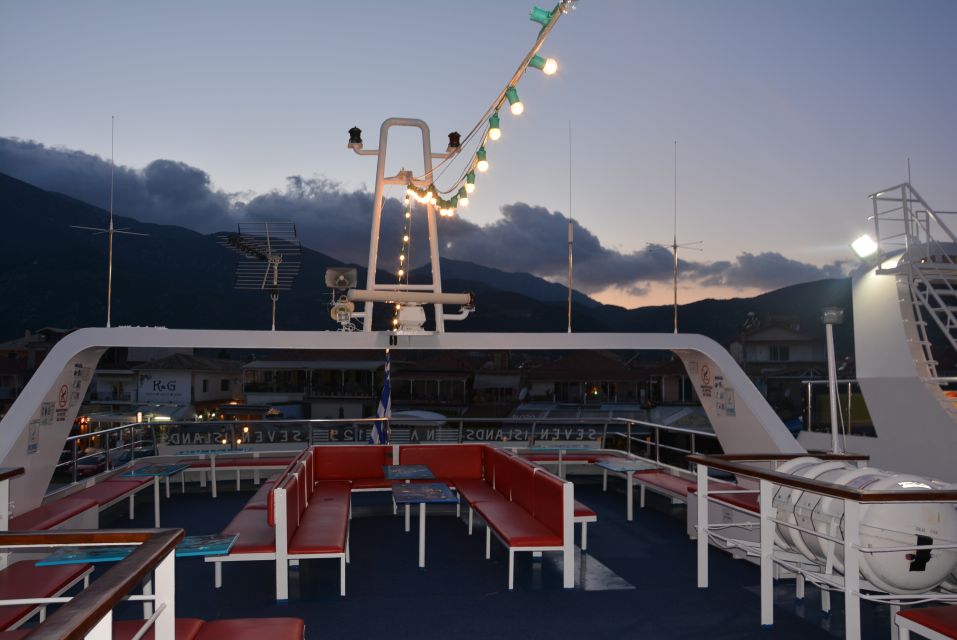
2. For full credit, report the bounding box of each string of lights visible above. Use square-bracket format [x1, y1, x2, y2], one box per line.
[405, 2, 572, 216]
[391, 196, 414, 329]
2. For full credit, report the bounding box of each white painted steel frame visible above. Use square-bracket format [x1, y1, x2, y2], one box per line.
[0, 327, 802, 514]
[350, 118, 452, 333]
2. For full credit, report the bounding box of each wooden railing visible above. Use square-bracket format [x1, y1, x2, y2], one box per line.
[0, 528, 183, 639]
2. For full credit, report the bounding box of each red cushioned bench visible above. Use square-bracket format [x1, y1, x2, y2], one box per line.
[897, 604, 957, 640]
[0, 561, 93, 631]
[312, 445, 392, 491]
[66, 475, 154, 521]
[208, 448, 349, 601]
[9, 498, 99, 531]
[458, 447, 574, 590]
[633, 469, 757, 513]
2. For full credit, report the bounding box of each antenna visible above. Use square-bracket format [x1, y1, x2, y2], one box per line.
[219, 222, 301, 330]
[567, 120, 573, 334]
[648, 141, 701, 333]
[70, 116, 148, 328]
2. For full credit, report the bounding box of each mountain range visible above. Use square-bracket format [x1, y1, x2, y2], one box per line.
[0, 172, 853, 353]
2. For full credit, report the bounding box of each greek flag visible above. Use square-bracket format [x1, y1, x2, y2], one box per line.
[369, 350, 391, 444]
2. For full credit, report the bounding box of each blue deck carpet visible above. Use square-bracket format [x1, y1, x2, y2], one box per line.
[101, 476, 889, 639]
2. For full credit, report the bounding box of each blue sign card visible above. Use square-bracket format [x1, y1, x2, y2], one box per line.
[36, 534, 238, 566]
[383, 465, 435, 480]
[392, 482, 458, 505]
[594, 458, 654, 473]
[122, 463, 191, 477]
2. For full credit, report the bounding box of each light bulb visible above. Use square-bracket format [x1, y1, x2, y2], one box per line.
[399, 254, 405, 262]
[488, 112, 501, 141]
[476, 147, 489, 172]
[405, 211, 411, 219]
[403, 234, 409, 242]
[505, 86, 523, 115]
[398, 268, 404, 277]
[430, 196, 437, 205]
[465, 172, 476, 193]
[458, 187, 469, 207]
[529, 54, 558, 75]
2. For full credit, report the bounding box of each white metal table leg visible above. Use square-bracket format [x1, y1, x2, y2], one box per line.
[418, 502, 427, 568]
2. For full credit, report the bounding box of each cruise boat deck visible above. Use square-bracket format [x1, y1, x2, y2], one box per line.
[84, 470, 886, 639]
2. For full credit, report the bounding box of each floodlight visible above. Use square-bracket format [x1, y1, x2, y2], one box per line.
[851, 234, 878, 258]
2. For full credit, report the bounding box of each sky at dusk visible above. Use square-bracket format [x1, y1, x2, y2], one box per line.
[2, 0, 956, 308]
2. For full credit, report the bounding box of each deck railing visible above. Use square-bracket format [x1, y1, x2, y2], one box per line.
[687, 452, 957, 640]
[0, 528, 183, 640]
[50, 416, 719, 492]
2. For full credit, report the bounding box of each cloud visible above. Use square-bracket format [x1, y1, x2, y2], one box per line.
[0, 136, 849, 294]
[689, 252, 850, 290]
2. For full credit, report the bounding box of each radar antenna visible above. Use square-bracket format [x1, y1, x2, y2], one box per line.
[219, 222, 301, 330]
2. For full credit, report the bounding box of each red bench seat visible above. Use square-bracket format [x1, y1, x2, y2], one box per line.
[455, 479, 502, 505]
[0, 561, 92, 630]
[697, 481, 759, 513]
[9, 498, 98, 531]
[290, 481, 350, 555]
[474, 499, 562, 548]
[112, 618, 206, 640]
[197, 617, 305, 640]
[71, 479, 150, 508]
[1, 617, 305, 640]
[897, 604, 957, 639]
[244, 481, 276, 510]
[399, 444, 485, 482]
[633, 470, 695, 498]
[222, 509, 275, 554]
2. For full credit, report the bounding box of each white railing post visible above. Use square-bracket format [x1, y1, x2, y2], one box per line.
[153, 551, 176, 639]
[696, 463, 708, 588]
[844, 498, 862, 640]
[759, 478, 774, 626]
[84, 610, 112, 640]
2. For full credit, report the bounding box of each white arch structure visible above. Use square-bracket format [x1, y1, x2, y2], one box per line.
[0, 327, 802, 514]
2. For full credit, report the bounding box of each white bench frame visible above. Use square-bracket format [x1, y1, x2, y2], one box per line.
[2, 565, 93, 629]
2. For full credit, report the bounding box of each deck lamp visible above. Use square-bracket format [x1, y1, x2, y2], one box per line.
[476, 147, 489, 172]
[348, 127, 362, 148]
[465, 172, 476, 193]
[851, 234, 878, 258]
[528, 54, 558, 75]
[447, 131, 461, 151]
[457, 187, 469, 206]
[505, 86, 524, 115]
[530, 6, 553, 27]
[488, 112, 501, 141]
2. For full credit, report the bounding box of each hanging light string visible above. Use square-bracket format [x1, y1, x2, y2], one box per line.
[406, 2, 573, 216]
[392, 194, 415, 329]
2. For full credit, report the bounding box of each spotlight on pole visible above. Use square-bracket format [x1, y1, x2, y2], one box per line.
[447, 131, 461, 152]
[348, 127, 363, 149]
